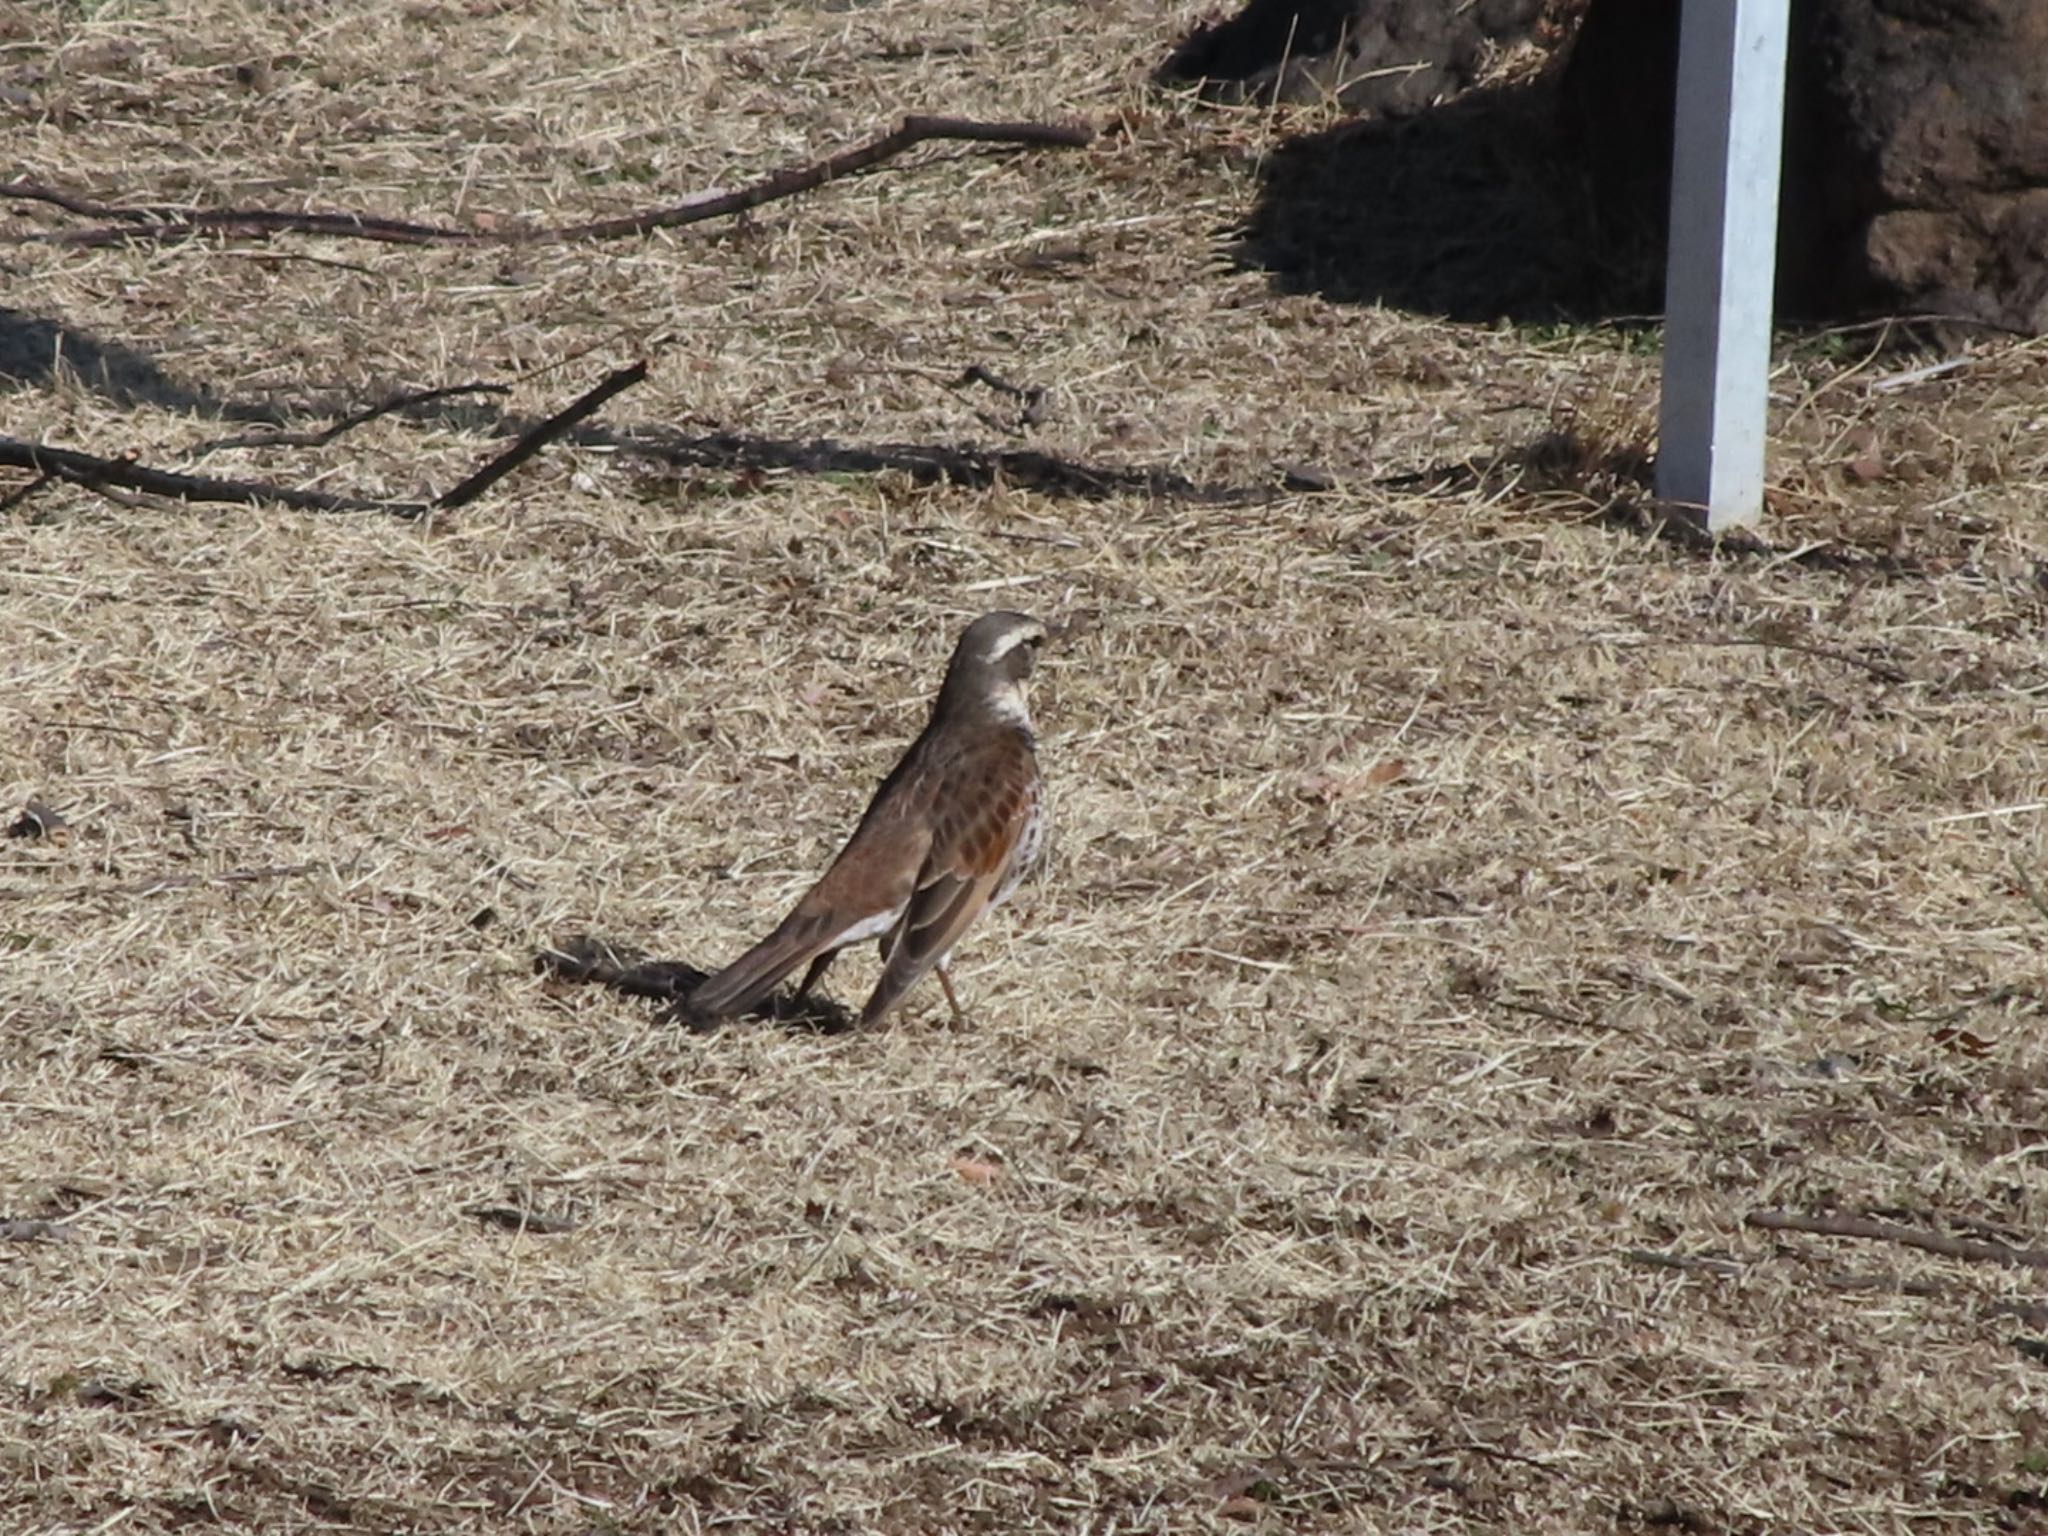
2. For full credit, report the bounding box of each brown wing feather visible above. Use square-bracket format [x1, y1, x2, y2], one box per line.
[686, 907, 837, 1019]
[859, 738, 1037, 1025]
[688, 736, 942, 1022]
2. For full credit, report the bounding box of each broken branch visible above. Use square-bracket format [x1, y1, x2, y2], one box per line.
[0, 435, 417, 515]
[1746, 1208, 2048, 1270]
[4, 115, 1095, 249]
[0, 360, 645, 519]
[186, 381, 511, 457]
[435, 359, 646, 510]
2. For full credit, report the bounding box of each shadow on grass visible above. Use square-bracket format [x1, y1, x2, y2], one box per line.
[0, 308, 284, 422]
[1414, 427, 1939, 580]
[536, 935, 857, 1036]
[0, 316, 1288, 512]
[1231, 82, 1659, 326]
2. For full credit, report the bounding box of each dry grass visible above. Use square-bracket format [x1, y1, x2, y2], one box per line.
[6, 3, 2048, 1532]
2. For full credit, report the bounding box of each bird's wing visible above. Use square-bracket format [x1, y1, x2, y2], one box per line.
[687, 743, 939, 1021]
[859, 737, 1038, 1025]
[685, 905, 840, 1020]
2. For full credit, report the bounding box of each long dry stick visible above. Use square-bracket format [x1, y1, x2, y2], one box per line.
[0, 435, 410, 515]
[186, 381, 511, 457]
[1746, 1209, 2048, 1271]
[3, 115, 1094, 249]
[436, 360, 646, 509]
[0, 360, 647, 519]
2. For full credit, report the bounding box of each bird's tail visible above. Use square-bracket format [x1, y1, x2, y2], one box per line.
[688, 911, 830, 1020]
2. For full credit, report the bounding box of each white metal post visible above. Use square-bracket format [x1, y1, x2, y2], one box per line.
[1656, 0, 1791, 532]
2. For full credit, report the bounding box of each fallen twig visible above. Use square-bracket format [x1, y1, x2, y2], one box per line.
[1493, 991, 1638, 1036]
[952, 362, 1048, 433]
[1859, 1203, 2033, 1246]
[463, 1204, 579, 1236]
[2009, 855, 2048, 929]
[0, 858, 348, 903]
[0, 435, 415, 515]
[435, 359, 646, 510]
[1509, 631, 1912, 686]
[186, 381, 511, 457]
[1746, 1209, 2048, 1271]
[0, 469, 54, 514]
[0, 360, 646, 519]
[1818, 1271, 1953, 1299]
[4, 115, 1095, 249]
[608, 423, 1267, 505]
[124, 860, 333, 897]
[1624, 1248, 1746, 1278]
[1712, 634, 1911, 685]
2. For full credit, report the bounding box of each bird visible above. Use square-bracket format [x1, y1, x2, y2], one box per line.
[686, 610, 1049, 1029]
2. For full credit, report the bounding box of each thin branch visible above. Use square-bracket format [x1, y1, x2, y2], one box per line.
[3, 115, 1095, 249]
[186, 381, 511, 457]
[1859, 1202, 2034, 1246]
[125, 859, 333, 897]
[1492, 992, 1638, 1036]
[1818, 1271, 1954, 1300]
[603, 422, 1267, 505]
[0, 435, 419, 516]
[463, 1204, 579, 1236]
[0, 179, 164, 222]
[552, 115, 1094, 241]
[2009, 854, 2048, 929]
[1746, 1209, 2048, 1271]
[1624, 1248, 1746, 1278]
[1706, 635, 1911, 686]
[0, 858, 344, 902]
[1511, 632, 1912, 686]
[1434, 1442, 1567, 1478]
[0, 470, 54, 513]
[0, 361, 645, 519]
[435, 360, 646, 510]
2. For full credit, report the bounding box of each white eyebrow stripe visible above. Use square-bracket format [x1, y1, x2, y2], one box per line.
[983, 627, 1043, 661]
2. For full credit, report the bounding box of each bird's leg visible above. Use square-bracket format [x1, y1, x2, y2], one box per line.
[936, 964, 968, 1029]
[794, 950, 836, 1000]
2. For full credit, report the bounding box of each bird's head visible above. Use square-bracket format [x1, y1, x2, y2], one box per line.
[941, 610, 1047, 726]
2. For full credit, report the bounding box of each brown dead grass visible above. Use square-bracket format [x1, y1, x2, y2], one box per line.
[5, 2, 2048, 1532]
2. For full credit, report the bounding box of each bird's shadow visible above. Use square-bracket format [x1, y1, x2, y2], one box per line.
[0, 307, 285, 421]
[534, 935, 857, 1035]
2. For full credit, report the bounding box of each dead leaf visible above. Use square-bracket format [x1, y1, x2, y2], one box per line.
[948, 1156, 1002, 1187]
[1842, 425, 1886, 482]
[1297, 759, 1405, 802]
[1930, 1025, 1996, 1057]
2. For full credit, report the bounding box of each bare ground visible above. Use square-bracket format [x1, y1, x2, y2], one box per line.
[4, 3, 2048, 1532]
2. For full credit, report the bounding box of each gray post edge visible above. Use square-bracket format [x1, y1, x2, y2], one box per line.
[1655, 0, 1791, 533]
